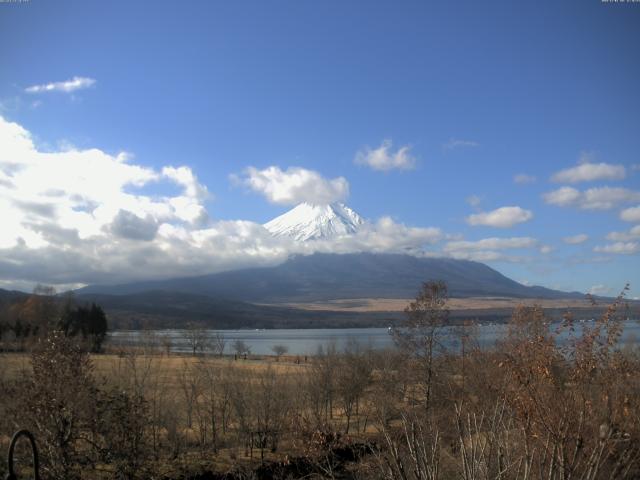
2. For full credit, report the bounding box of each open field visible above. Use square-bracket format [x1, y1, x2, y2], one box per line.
[0, 351, 308, 380]
[2, 294, 640, 479]
[0, 348, 380, 478]
[261, 296, 624, 312]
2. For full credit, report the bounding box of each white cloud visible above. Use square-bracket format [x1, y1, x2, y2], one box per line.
[551, 161, 626, 183]
[466, 206, 533, 228]
[539, 245, 553, 254]
[306, 217, 443, 254]
[233, 166, 349, 206]
[25, 76, 96, 94]
[543, 186, 640, 210]
[542, 186, 581, 207]
[606, 225, 640, 242]
[109, 210, 159, 241]
[162, 166, 209, 201]
[514, 173, 537, 184]
[620, 205, 640, 223]
[466, 195, 482, 207]
[563, 234, 589, 245]
[354, 139, 416, 171]
[0, 114, 244, 286]
[594, 242, 640, 255]
[443, 250, 528, 263]
[444, 237, 538, 252]
[589, 284, 612, 296]
[442, 138, 479, 151]
[0, 116, 457, 289]
[443, 236, 538, 263]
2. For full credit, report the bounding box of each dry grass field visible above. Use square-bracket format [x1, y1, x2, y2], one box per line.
[2, 289, 640, 479]
[263, 296, 602, 312]
[0, 350, 330, 477]
[1, 351, 307, 378]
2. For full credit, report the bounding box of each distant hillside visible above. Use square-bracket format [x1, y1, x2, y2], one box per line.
[0, 288, 29, 306]
[76, 290, 402, 329]
[78, 252, 582, 302]
[75, 290, 625, 330]
[1, 284, 628, 330]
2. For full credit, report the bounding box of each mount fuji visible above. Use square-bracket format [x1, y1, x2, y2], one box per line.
[264, 202, 365, 241]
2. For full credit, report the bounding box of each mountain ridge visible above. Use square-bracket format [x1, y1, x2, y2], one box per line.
[77, 252, 583, 301]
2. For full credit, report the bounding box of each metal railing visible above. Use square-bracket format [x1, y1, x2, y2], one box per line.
[5, 430, 39, 480]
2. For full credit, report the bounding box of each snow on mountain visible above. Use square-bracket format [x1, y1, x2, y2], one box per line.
[264, 202, 366, 241]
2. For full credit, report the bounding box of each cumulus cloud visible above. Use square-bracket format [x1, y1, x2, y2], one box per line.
[620, 205, 640, 223]
[543, 186, 640, 210]
[109, 210, 159, 241]
[444, 237, 538, 252]
[606, 225, 640, 242]
[162, 166, 209, 201]
[513, 173, 537, 184]
[233, 166, 349, 206]
[589, 284, 612, 296]
[304, 217, 443, 254]
[0, 115, 238, 286]
[443, 237, 538, 263]
[593, 242, 640, 255]
[542, 186, 581, 207]
[354, 139, 416, 171]
[0, 116, 455, 288]
[25, 76, 96, 94]
[442, 138, 479, 151]
[466, 206, 533, 228]
[563, 234, 589, 245]
[551, 161, 626, 183]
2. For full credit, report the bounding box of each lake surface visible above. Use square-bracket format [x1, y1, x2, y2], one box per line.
[109, 320, 640, 356]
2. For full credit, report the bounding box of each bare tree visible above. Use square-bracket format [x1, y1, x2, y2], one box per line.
[393, 280, 448, 413]
[211, 332, 226, 357]
[183, 323, 210, 355]
[271, 344, 288, 361]
[230, 367, 291, 460]
[306, 342, 338, 426]
[177, 360, 200, 429]
[232, 339, 251, 357]
[336, 339, 372, 433]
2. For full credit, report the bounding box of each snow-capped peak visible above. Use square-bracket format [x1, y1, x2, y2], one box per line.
[264, 202, 365, 241]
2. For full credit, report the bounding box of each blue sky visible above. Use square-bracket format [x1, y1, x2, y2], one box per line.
[0, 0, 639, 296]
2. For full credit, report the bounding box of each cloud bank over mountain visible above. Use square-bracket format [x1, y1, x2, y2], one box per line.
[0, 117, 460, 288]
[0, 115, 635, 292]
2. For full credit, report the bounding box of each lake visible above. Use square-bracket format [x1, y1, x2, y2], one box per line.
[109, 320, 640, 356]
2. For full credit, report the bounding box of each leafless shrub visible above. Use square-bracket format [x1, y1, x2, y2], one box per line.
[96, 388, 150, 479]
[376, 412, 441, 480]
[21, 330, 98, 480]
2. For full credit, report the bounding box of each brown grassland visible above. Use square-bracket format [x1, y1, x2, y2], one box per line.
[1, 283, 640, 479]
[264, 297, 602, 312]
